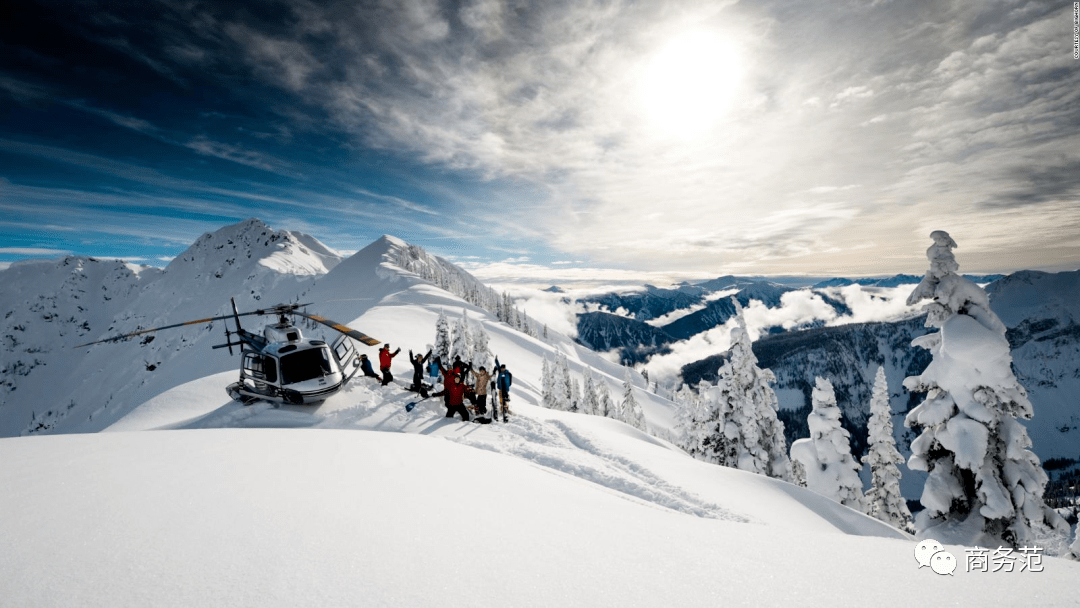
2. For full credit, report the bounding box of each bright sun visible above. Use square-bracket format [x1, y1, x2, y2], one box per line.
[638, 31, 744, 138]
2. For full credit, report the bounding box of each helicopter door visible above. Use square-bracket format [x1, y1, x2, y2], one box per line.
[242, 352, 278, 392]
[331, 335, 361, 382]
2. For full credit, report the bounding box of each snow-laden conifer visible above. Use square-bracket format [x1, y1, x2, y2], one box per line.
[472, 321, 492, 371]
[904, 230, 1067, 547]
[434, 311, 451, 364]
[705, 298, 792, 480]
[449, 310, 474, 364]
[622, 369, 646, 431]
[696, 378, 733, 466]
[673, 385, 698, 454]
[559, 353, 573, 411]
[678, 382, 725, 464]
[790, 458, 807, 488]
[862, 366, 913, 532]
[541, 355, 554, 409]
[550, 352, 570, 411]
[790, 377, 865, 511]
[582, 369, 599, 416]
[598, 382, 614, 419]
[570, 378, 581, 413]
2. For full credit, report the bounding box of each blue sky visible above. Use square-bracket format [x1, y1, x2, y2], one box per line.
[2, 0, 1078, 282]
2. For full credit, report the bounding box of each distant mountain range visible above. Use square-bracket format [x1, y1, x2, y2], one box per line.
[812, 274, 1004, 288]
[578, 285, 702, 321]
[575, 311, 676, 364]
[575, 279, 802, 360]
[575, 272, 1010, 356]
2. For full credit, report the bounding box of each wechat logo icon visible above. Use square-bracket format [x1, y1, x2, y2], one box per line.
[915, 539, 956, 576]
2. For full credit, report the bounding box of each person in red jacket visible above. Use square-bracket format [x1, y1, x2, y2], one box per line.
[379, 344, 401, 386]
[435, 373, 470, 422]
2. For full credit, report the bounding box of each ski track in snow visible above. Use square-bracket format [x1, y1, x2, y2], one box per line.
[448, 415, 749, 523]
[157, 378, 749, 523]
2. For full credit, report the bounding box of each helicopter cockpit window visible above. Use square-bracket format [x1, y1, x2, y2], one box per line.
[280, 347, 333, 385]
[243, 353, 278, 383]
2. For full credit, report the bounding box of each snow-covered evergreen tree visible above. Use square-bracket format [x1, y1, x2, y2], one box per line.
[904, 230, 1067, 547]
[434, 311, 451, 364]
[678, 382, 725, 464]
[471, 321, 492, 371]
[790, 458, 807, 488]
[559, 353, 573, 411]
[582, 370, 599, 416]
[696, 378, 733, 466]
[449, 312, 473, 364]
[706, 298, 792, 480]
[621, 369, 646, 431]
[598, 383, 614, 419]
[570, 378, 581, 413]
[862, 366, 914, 532]
[790, 377, 865, 511]
[549, 352, 570, 411]
[673, 385, 696, 449]
[541, 355, 554, 409]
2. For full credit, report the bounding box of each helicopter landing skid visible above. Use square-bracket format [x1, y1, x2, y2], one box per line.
[226, 382, 267, 406]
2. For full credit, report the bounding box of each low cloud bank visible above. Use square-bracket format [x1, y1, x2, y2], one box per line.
[647, 284, 922, 385]
[495, 281, 923, 386]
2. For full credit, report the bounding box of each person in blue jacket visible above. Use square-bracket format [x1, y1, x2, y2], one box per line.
[427, 353, 441, 383]
[358, 353, 381, 381]
[494, 356, 513, 422]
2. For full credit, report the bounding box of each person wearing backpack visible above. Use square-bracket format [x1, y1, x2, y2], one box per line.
[470, 365, 493, 417]
[494, 356, 513, 422]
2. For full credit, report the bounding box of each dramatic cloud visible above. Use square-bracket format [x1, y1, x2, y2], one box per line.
[1, 0, 1077, 273]
[0, 247, 71, 256]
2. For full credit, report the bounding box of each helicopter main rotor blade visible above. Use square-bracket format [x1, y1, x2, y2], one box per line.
[73, 310, 265, 348]
[291, 311, 381, 346]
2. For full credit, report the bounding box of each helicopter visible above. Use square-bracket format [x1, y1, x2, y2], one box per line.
[75, 299, 381, 406]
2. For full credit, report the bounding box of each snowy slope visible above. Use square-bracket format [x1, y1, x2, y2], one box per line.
[296, 234, 684, 437]
[4, 407, 1078, 607]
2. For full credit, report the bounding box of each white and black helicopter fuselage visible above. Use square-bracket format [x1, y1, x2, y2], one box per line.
[78, 299, 380, 406]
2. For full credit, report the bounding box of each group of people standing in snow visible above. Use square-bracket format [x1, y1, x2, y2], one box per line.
[428, 352, 513, 423]
[359, 343, 512, 423]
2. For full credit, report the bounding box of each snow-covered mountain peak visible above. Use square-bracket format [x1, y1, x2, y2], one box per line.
[326, 232, 495, 301]
[1, 255, 158, 346]
[986, 269, 1080, 327]
[167, 218, 342, 279]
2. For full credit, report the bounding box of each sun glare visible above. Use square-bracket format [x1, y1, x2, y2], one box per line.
[638, 31, 744, 138]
